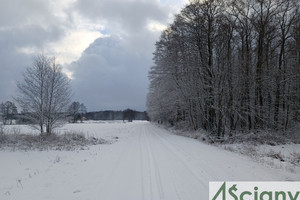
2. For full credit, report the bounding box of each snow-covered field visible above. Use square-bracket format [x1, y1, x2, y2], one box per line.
[1, 121, 299, 200]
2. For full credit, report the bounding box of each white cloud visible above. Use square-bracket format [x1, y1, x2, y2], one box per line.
[47, 30, 104, 65]
[44, 12, 108, 65]
[147, 20, 167, 32]
[17, 46, 38, 55]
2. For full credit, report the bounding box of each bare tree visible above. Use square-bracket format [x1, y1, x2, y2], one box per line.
[0, 101, 18, 125]
[123, 109, 135, 122]
[15, 55, 72, 135]
[68, 101, 87, 123]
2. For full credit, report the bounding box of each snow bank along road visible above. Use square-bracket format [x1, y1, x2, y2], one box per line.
[1, 121, 299, 200]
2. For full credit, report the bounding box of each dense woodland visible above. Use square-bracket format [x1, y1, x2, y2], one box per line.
[86, 110, 148, 121]
[147, 0, 300, 136]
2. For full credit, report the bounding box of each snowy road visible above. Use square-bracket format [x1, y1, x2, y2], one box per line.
[1, 121, 299, 200]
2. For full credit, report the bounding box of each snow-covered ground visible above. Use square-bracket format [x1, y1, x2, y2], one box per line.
[220, 143, 300, 173]
[1, 121, 299, 200]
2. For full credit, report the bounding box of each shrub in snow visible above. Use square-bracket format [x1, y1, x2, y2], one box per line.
[0, 123, 4, 135]
[0, 131, 108, 151]
[266, 150, 285, 162]
[291, 152, 300, 166]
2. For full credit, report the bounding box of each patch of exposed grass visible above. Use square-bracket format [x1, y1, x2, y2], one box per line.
[291, 152, 300, 166]
[0, 131, 108, 151]
[266, 150, 285, 162]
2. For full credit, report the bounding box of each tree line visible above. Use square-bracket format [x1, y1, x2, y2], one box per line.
[85, 109, 148, 121]
[147, 0, 300, 136]
[1, 102, 148, 125]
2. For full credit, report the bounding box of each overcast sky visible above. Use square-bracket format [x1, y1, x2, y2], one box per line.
[0, 0, 187, 112]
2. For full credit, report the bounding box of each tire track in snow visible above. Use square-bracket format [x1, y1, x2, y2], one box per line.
[146, 125, 207, 199]
[143, 124, 165, 200]
[138, 126, 146, 200]
[145, 124, 208, 199]
[94, 129, 143, 199]
[141, 125, 156, 200]
[149, 125, 209, 187]
[150, 125, 219, 181]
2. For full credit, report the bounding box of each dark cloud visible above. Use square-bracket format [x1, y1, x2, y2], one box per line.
[67, 0, 171, 111]
[69, 36, 151, 111]
[73, 0, 168, 33]
[0, 25, 64, 48]
[0, 47, 31, 103]
[0, 24, 64, 104]
[0, 0, 69, 104]
[0, 0, 51, 28]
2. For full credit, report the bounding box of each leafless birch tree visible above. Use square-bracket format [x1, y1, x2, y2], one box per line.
[15, 55, 72, 135]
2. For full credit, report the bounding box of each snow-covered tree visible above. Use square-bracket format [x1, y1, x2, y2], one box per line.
[147, 0, 300, 136]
